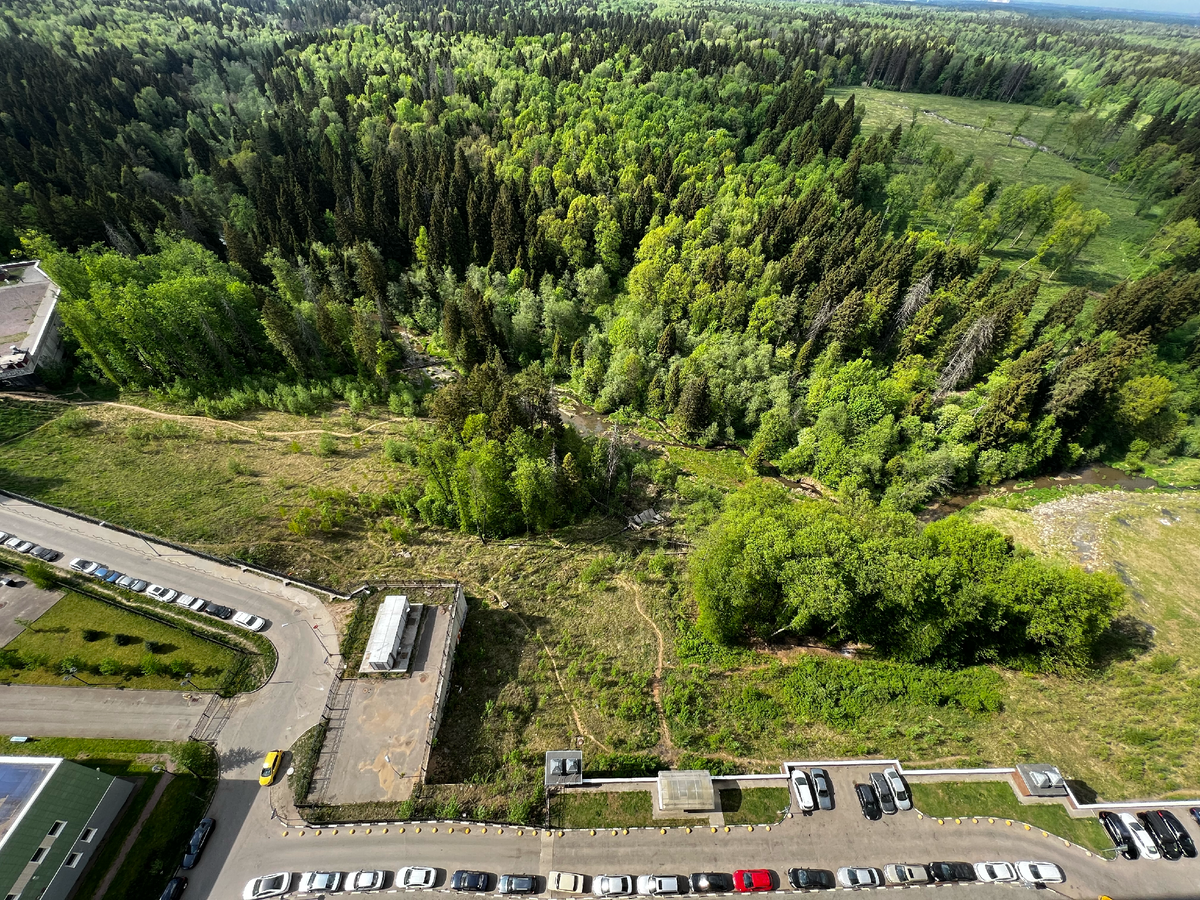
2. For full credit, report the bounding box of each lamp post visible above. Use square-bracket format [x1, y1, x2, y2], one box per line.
[61, 667, 88, 685]
[180, 672, 196, 690]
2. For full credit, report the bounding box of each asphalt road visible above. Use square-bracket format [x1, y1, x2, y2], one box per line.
[2, 498, 1200, 900]
[0, 684, 210, 740]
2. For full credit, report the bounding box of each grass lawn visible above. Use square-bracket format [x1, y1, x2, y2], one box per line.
[2, 592, 240, 690]
[719, 787, 790, 825]
[0, 398, 60, 442]
[549, 790, 697, 829]
[829, 86, 1155, 292]
[910, 781, 1109, 854]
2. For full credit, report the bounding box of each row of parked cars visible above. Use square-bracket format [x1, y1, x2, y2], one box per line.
[1099, 808, 1199, 861]
[241, 861, 1067, 898]
[791, 765, 914, 819]
[68, 557, 267, 631]
[1, 531, 62, 562]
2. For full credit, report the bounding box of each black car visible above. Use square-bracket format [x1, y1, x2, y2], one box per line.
[1139, 811, 1184, 860]
[787, 868, 835, 890]
[855, 782, 882, 820]
[499, 875, 537, 894]
[1160, 810, 1197, 858]
[159, 876, 187, 900]
[1099, 810, 1136, 859]
[927, 862, 975, 883]
[203, 603, 235, 620]
[181, 817, 214, 869]
[690, 873, 734, 893]
[452, 871, 490, 891]
[869, 772, 897, 815]
[29, 546, 61, 562]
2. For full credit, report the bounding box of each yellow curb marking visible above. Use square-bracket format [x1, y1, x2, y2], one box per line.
[299, 830, 305, 837]
[282, 831, 289, 837]
[955, 819, 961, 825]
[711, 827, 718, 833]
[448, 827, 454, 834]
[660, 828, 667, 835]
[685, 828, 692, 834]
[315, 830, 321, 836]
[591, 830, 596, 836]
[724, 827, 731, 833]
[988, 818, 995, 824]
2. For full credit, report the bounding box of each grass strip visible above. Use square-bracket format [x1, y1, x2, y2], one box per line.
[719, 787, 790, 825]
[549, 790, 698, 829]
[73, 773, 161, 900]
[910, 781, 1110, 853]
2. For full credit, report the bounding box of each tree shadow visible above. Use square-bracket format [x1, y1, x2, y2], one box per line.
[1093, 615, 1155, 667]
[1065, 779, 1099, 804]
[219, 746, 263, 773]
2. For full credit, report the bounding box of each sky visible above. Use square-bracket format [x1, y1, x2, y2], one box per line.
[941, 0, 1200, 20]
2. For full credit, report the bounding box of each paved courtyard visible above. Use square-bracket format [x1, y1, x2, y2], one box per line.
[0, 580, 62, 645]
[321, 604, 452, 804]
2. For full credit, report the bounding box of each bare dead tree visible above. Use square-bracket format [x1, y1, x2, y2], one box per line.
[806, 299, 836, 344]
[938, 314, 997, 394]
[885, 272, 933, 346]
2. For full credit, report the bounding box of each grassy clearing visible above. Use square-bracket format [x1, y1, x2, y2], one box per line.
[909, 781, 1109, 853]
[0, 397, 60, 442]
[548, 790, 697, 829]
[830, 86, 1154, 292]
[1, 592, 239, 690]
[718, 787, 790, 825]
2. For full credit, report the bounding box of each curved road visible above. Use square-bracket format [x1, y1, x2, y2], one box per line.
[0, 498, 1197, 900]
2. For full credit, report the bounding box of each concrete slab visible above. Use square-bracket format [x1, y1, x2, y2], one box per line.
[0, 582, 63, 645]
[322, 606, 451, 804]
[0, 685, 210, 740]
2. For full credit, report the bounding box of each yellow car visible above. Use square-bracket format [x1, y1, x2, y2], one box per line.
[259, 751, 282, 786]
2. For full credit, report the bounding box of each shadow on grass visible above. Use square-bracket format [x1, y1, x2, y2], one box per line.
[1093, 615, 1156, 668]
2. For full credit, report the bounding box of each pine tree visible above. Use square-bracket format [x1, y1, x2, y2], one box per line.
[675, 373, 710, 436]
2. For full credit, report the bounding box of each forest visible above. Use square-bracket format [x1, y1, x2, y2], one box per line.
[2, 0, 1200, 662]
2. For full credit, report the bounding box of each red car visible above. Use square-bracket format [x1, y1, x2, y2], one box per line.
[733, 870, 773, 893]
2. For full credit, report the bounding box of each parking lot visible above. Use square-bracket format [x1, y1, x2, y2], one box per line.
[0, 576, 61, 644]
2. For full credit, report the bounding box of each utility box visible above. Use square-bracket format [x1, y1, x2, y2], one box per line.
[364, 595, 411, 671]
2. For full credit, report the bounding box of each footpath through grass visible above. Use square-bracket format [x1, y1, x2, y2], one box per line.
[2, 593, 239, 690]
[910, 781, 1109, 853]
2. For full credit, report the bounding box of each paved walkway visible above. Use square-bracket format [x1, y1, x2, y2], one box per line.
[0, 684, 210, 740]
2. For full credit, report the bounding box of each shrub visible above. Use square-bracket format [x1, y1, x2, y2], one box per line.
[168, 658, 192, 678]
[140, 654, 164, 676]
[58, 655, 86, 675]
[113, 633, 136, 646]
[23, 559, 58, 590]
[316, 433, 337, 456]
[98, 657, 123, 676]
[82, 629, 104, 642]
[0, 648, 24, 669]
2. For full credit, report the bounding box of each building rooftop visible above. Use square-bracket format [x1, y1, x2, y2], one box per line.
[657, 769, 714, 812]
[0, 262, 56, 348]
[0, 758, 58, 850]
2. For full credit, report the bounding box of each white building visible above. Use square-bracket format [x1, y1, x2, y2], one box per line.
[363, 595, 412, 671]
[0, 261, 63, 386]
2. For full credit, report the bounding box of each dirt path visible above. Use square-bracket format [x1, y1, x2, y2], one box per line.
[621, 575, 674, 756]
[0, 391, 412, 439]
[92, 772, 174, 898]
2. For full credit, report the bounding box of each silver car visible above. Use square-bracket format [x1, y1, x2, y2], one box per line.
[884, 864, 929, 884]
[809, 767, 833, 810]
[837, 867, 883, 888]
[594, 875, 634, 897]
[635, 875, 683, 896]
[884, 767, 912, 811]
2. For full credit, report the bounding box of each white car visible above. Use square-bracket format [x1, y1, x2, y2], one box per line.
[974, 861, 1017, 882]
[836, 867, 883, 888]
[792, 770, 816, 811]
[178, 595, 208, 612]
[70, 558, 101, 575]
[299, 871, 342, 892]
[593, 875, 634, 897]
[232, 611, 267, 632]
[346, 870, 385, 891]
[883, 767, 912, 810]
[1119, 812, 1162, 859]
[549, 871, 587, 894]
[883, 864, 929, 884]
[396, 866, 437, 889]
[635, 875, 683, 896]
[243, 872, 291, 899]
[5, 538, 33, 553]
[115, 575, 148, 592]
[1017, 861, 1064, 884]
[146, 584, 178, 602]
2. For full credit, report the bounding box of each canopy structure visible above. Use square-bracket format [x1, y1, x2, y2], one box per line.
[363, 595, 410, 671]
[656, 769, 713, 812]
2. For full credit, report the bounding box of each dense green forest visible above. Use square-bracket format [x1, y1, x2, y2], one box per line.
[2, 0, 1200, 661]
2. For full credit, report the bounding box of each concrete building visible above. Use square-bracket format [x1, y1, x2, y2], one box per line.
[0, 756, 133, 900]
[0, 261, 63, 387]
[363, 595, 412, 672]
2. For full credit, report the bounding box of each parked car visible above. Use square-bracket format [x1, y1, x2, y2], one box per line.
[4, 537, 33, 553]
[883, 767, 912, 811]
[0, 532, 11, 543]
[835, 867, 882, 888]
[1191, 807, 1200, 828]
[232, 611, 267, 632]
[147, 584, 178, 602]
[549, 872, 587, 894]
[0, 574, 23, 587]
[103, 570, 124, 583]
[635, 875, 684, 896]
[203, 602, 235, 619]
[854, 782, 881, 820]
[258, 751, 282, 786]
[123, 578, 148, 592]
[690, 874, 733, 893]
[792, 769, 816, 812]
[499, 874, 538, 894]
[786, 868, 834, 890]
[733, 870, 772, 893]
[181, 817, 214, 869]
[1139, 811, 1184, 860]
[1120, 812, 1162, 860]
[973, 862, 1017, 883]
[396, 866, 437, 889]
[91, 566, 110, 580]
[1099, 810, 1136, 859]
[70, 558, 101, 574]
[883, 864, 929, 885]
[927, 862, 976, 882]
[1016, 861, 1064, 884]
[593, 875, 634, 897]
[178, 595, 208, 612]
[809, 767, 833, 810]
[243, 873, 290, 899]
[451, 871, 490, 891]
[1157, 810, 1197, 858]
[869, 772, 897, 815]
[160, 876, 188, 900]
[29, 545, 60, 561]
[346, 870, 386, 891]
[299, 872, 342, 893]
